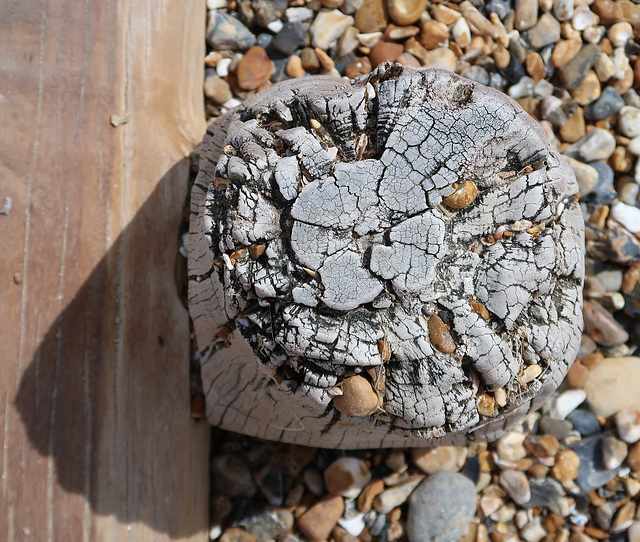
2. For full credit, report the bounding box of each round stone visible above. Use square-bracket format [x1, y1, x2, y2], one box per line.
[388, 0, 427, 25]
[188, 66, 585, 449]
[324, 457, 372, 498]
[407, 471, 477, 542]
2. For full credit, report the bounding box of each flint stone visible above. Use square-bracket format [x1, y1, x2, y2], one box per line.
[207, 11, 256, 51]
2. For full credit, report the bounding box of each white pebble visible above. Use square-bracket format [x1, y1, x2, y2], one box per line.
[285, 7, 314, 22]
[612, 47, 630, 79]
[627, 136, 640, 156]
[619, 106, 640, 138]
[508, 76, 535, 99]
[608, 22, 633, 48]
[571, 4, 597, 31]
[357, 32, 383, 47]
[452, 18, 471, 48]
[533, 79, 554, 98]
[615, 410, 640, 443]
[611, 201, 640, 234]
[338, 514, 366, 536]
[266, 19, 284, 33]
[216, 57, 232, 77]
[550, 389, 586, 419]
[553, 0, 574, 21]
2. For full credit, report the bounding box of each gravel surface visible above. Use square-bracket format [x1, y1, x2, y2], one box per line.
[184, 0, 640, 540]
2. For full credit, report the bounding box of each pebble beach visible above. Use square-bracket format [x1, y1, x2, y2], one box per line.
[191, 0, 640, 541]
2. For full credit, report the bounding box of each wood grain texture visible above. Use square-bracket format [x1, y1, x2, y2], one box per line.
[0, 0, 209, 540]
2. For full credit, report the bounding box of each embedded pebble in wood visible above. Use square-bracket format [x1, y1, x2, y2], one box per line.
[188, 65, 585, 448]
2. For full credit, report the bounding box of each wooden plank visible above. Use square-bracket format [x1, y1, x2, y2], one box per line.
[0, 0, 209, 540]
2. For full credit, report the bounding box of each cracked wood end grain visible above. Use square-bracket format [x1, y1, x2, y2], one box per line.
[188, 65, 585, 449]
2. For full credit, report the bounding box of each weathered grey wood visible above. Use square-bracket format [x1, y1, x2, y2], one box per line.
[189, 66, 585, 449]
[0, 0, 209, 539]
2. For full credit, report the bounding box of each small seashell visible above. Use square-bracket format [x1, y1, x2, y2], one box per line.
[332, 375, 380, 417]
[442, 180, 478, 209]
[428, 313, 456, 354]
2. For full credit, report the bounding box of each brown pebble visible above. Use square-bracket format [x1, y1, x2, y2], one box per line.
[431, 4, 461, 25]
[584, 526, 610, 540]
[395, 52, 421, 68]
[249, 244, 267, 259]
[404, 37, 429, 63]
[627, 442, 640, 471]
[552, 449, 580, 483]
[611, 67, 634, 95]
[478, 393, 496, 416]
[300, 47, 320, 71]
[369, 40, 404, 67]
[314, 47, 335, 71]
[622, 262, 640, 294]
[543, 513, 565, 534]
[442, 180, 478, 209]
[204, 75, 233, 105]
[419, 20, 449, 50]
[559, 106, 586, 143]
[297, 495, 345, 542]
[581, 351, 604, 370]
[388, 0, 427, 26]
[286, 55, 306, 78]
[345, 57, 372, 78]
[333, 525, 359, 542]
[13, 272, 22, 285]
[610, 145, 633, 173]
[471, 301, 490, 320]
[592, 0, 623, 24]
[219, 528, 257, 542]
[428, 313, 456, 354]
[235, 46, 275, 91]
[357, 478, 385, 513]
[354, 0, 388, 33]
[333, 375, 379, 417]
[552, 39, 582, 68]
[526, 435, 560, 457]
[566, 359, 590, 389]
[517, 364, 542, 385]
[570, 70, 601, 106]
[526, 52, 547, 82]
[384, 23, 420, 41]
[528, 463, 550, 479]
[190, 393, 205, 419]
[493, 46, 511, 70]
[611, 501, 636, 532]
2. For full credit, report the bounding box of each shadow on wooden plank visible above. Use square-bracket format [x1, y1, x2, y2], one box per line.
[14, 158, 208, 537]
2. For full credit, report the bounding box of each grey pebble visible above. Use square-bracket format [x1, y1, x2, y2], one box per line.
[463, 65, 490, 86]
[584, 87, 625, 121]
[255, 465, 284, 506]
[235, 505, 294, 541]
[571, 434, 619, 493]
[211, 454, 256, 498]
[583, 299, 629, 347]
[525, 13, 561, 49]
[565, 127, 616, 162]
[539, 416, 574, 439]
[255, 33, 274, 50]
[558, 43, 602, 90]
[594, 501, 617, 531]
[207, 10, 256, 51]
[601, 435, 628, 470]
[584, 161, 616, 204]
[407, 471, 477, 542]
[525, 478, 563, 508]
[577, 334, 598, 357]
[485, 0, 511, 20]
[270, 21, 307, 55]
